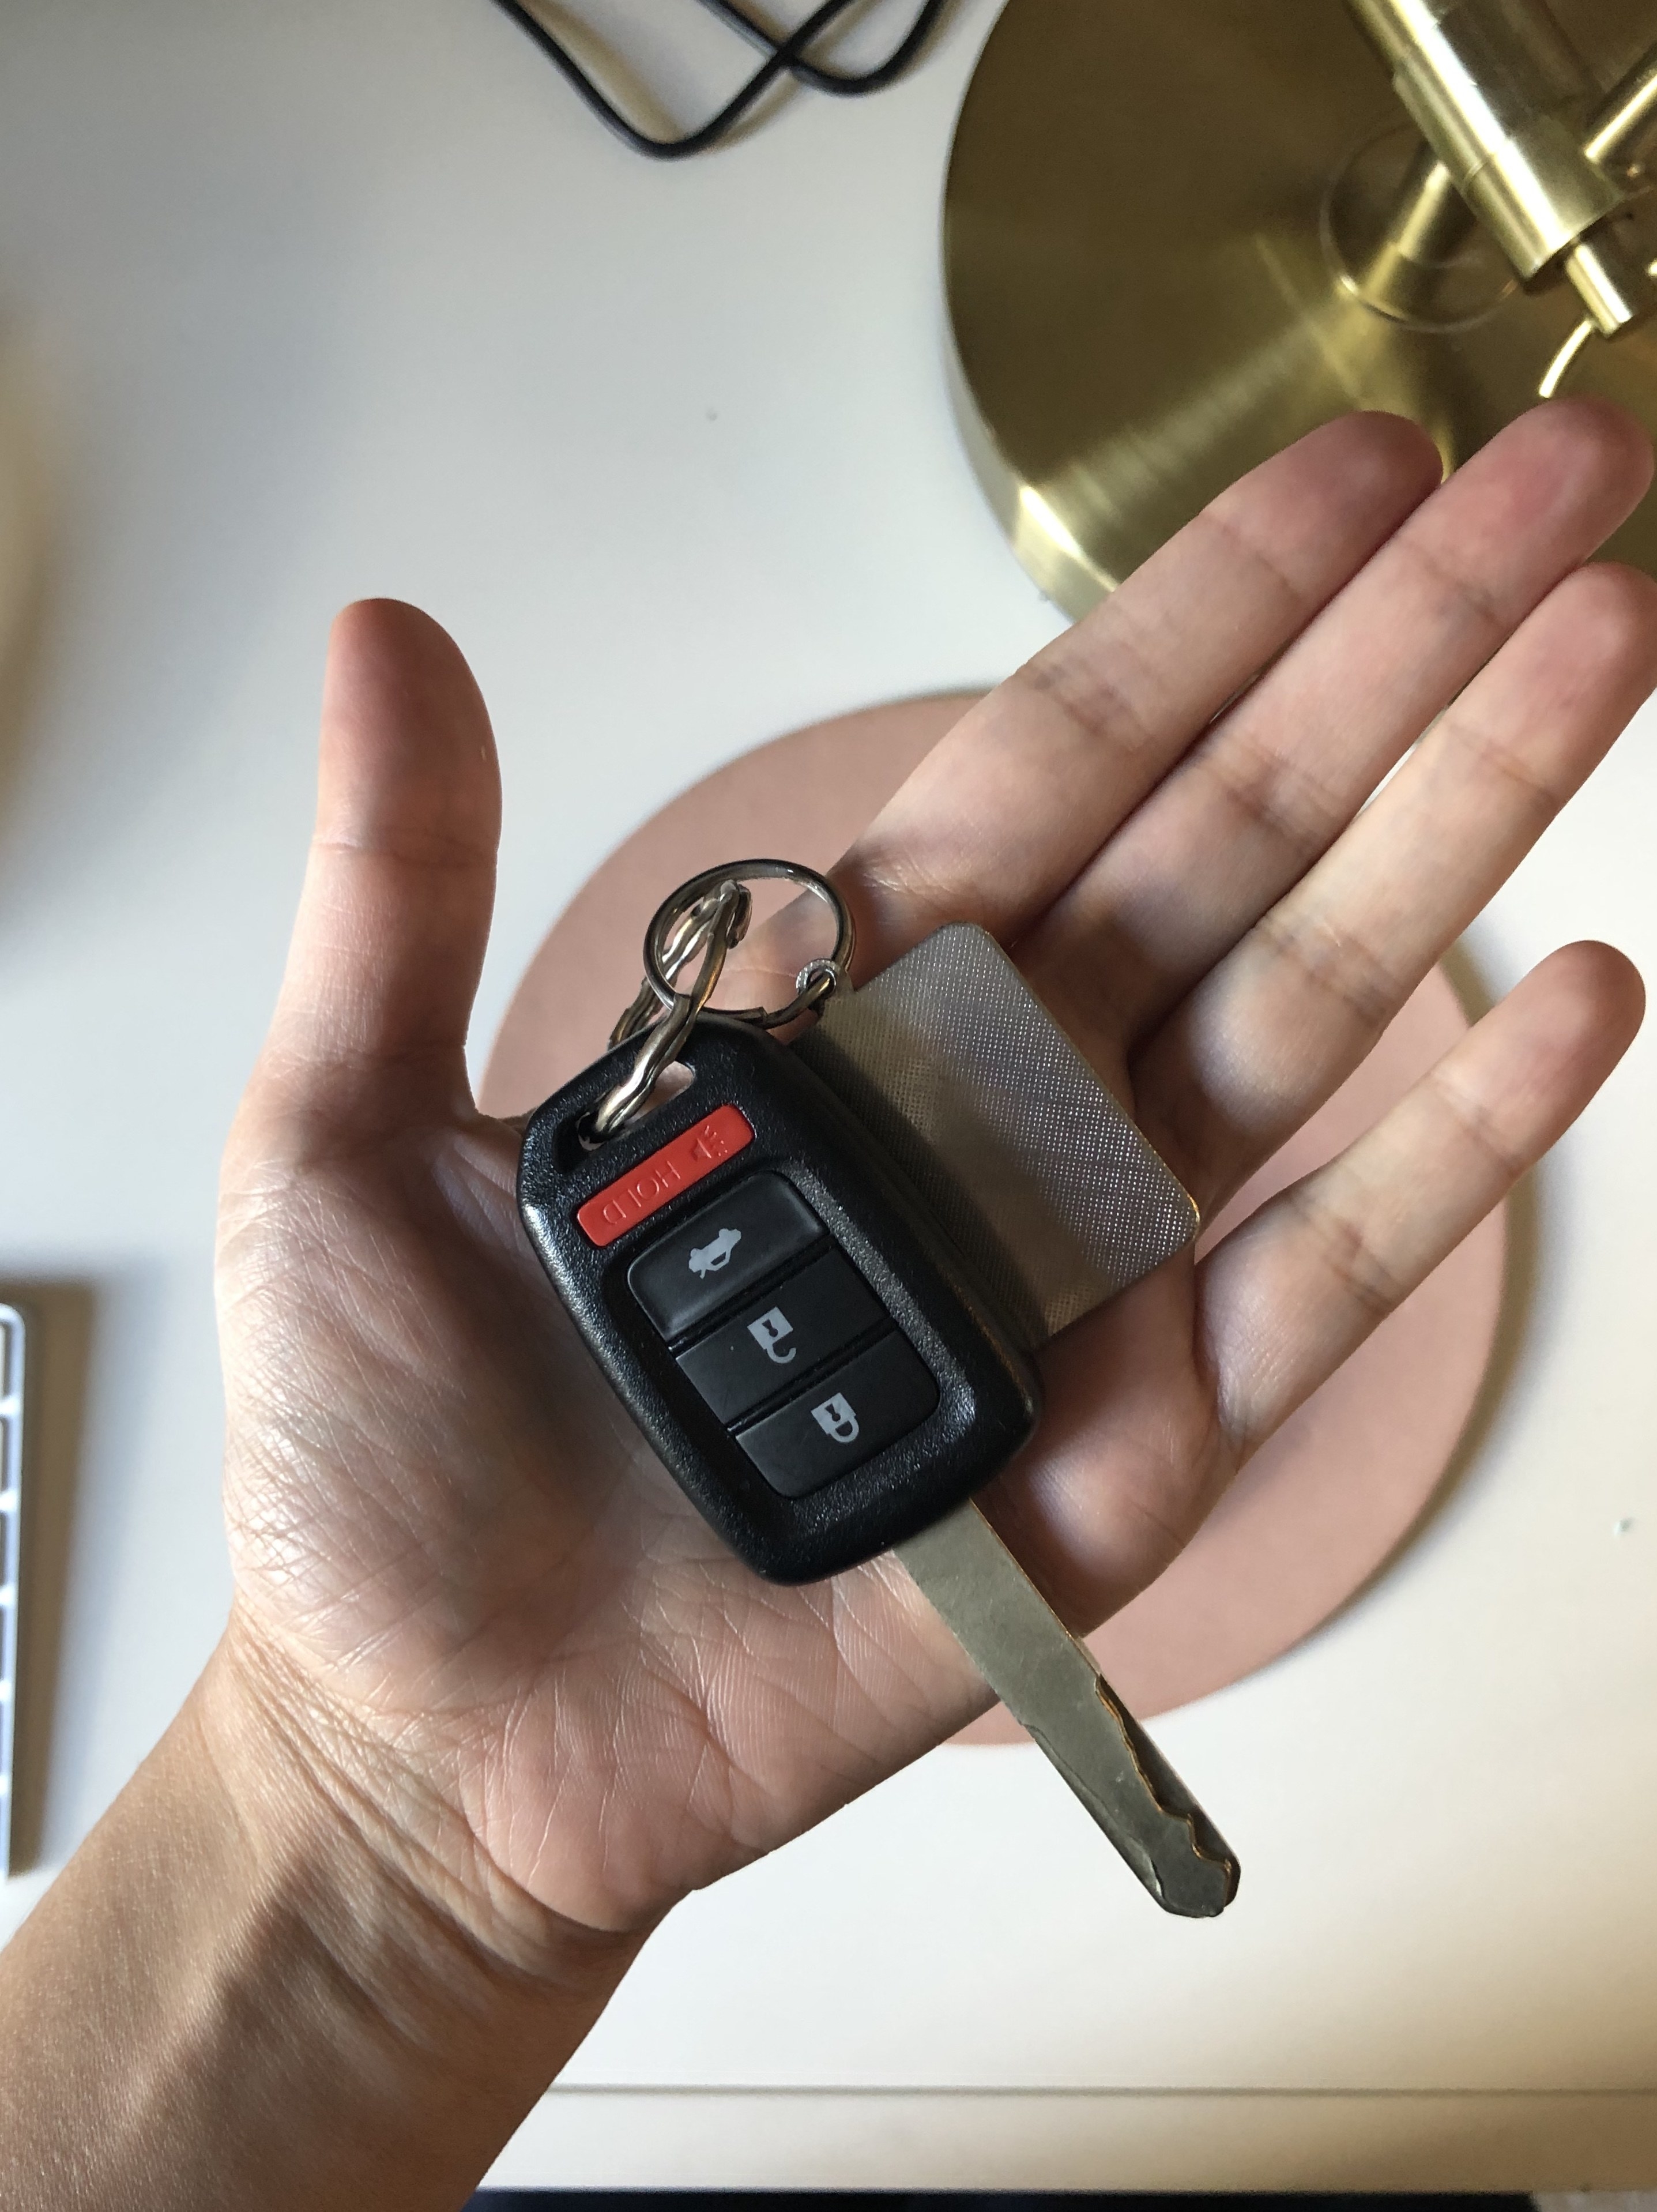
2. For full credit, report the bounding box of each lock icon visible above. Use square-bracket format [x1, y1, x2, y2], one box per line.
[811, 1393, 861, 1446]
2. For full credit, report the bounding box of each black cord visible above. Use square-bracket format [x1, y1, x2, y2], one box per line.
[699, 0, 947, 95]
[485, 0, 950, 159]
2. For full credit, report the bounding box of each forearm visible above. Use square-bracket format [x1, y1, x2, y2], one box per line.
[0, 1628, 641, 2212]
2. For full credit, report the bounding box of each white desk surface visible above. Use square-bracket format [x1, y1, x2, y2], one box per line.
[5, 0, 1657, 2190]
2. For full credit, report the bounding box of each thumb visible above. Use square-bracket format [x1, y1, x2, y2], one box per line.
[255, 599, 502, 1128]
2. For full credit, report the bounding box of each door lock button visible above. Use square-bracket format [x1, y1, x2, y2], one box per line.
[736, 1332, 940, 1497]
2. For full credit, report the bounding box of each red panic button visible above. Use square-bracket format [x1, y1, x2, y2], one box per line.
[576, 1105, 755, 1248]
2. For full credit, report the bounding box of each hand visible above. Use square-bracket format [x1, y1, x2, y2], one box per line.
[214, 399, 1656, 1958]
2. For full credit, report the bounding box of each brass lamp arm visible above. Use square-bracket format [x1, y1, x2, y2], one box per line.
[1584, 38, 1657, 170]
[1350, 0, 1657, 334]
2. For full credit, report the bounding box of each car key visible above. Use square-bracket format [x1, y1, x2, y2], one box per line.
[517, 860, 1239, 1916]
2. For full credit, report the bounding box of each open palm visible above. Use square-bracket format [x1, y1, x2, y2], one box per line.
[216, 401, 1656, 1943]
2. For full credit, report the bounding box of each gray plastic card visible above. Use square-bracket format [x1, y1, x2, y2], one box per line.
[796, 923, 1198, 1348]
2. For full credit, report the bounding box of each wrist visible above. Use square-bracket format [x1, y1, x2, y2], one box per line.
[163, 1621, 643, 2206]
[201, 1604, 644, 2019]
[0, 1625, 643, 2212]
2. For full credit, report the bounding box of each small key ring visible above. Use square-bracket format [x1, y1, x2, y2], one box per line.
[588, 859, 855, 1143]
[608, 887, 749, 1052]
[589, 878, 752, 1141]
[641, 859, 854, 1030]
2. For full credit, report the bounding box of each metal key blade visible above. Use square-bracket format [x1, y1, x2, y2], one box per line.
[897, 1501, 1239, 1918]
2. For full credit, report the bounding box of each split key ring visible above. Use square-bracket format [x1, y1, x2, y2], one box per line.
[590, 858, 855, 1141]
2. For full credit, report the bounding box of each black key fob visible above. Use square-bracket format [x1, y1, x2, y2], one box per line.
[518, 1014, 1040, 1583]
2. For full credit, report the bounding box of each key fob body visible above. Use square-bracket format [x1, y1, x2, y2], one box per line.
[518, 1015, 1040, 1583]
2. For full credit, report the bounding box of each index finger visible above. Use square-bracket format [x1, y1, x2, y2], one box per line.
[833, 411, 1443, 976]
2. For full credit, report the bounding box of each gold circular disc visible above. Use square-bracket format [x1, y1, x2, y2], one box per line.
[944, 0, 1657, 614]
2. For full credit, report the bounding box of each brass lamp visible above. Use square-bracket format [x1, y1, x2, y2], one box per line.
[943, 0, 1657, 612]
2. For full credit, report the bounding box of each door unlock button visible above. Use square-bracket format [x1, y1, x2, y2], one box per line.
[747, 1307, 798, 1365]
[676, 1250, 883, 1425]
